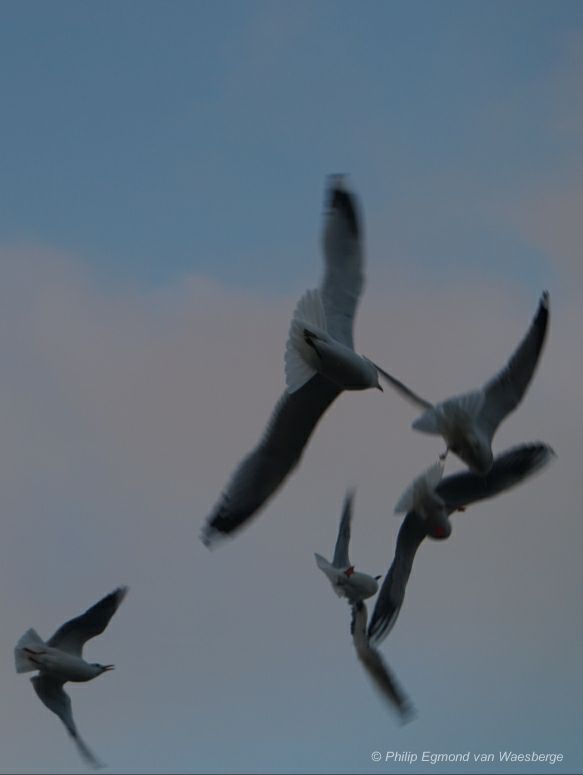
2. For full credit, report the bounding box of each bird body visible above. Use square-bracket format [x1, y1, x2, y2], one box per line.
[316, 491, 412, 720]
[15, 629, 110, 682]
[394, 459, 450, 539]
[202, 177, 383, 547]
[315, 489, 380, 603]
[377, 292, 550, 473]
[15, 586, 127, 769]
[367, 443, 555, 645]
[315, 554, 379, 602]
[285, 287, 381, 393]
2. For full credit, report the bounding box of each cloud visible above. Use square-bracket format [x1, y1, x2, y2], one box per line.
[488, 29, 583, 288]
[0, 244, 580, 773]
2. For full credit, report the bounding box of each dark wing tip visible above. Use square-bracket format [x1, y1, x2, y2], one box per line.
[398, 700, 418, 726]
[504, 440, 556, 473]
[108, 586, 129, 609]
[200, 524, 224, 550]
[342, 486, 357, 518]
[326, 176, 359, 237]
[541, 290, 550, 309]
[529, 441, 557, 469]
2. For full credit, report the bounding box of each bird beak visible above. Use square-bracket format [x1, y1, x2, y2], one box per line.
[103, 665, 115, 672]
[374, 575, 382, 581]
[377, 383, 384, 392]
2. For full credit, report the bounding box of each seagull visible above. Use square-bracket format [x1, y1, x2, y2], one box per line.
[351, 600, 415, 723]
[202, 177, 384, 547]
[376, 292, 550, 474]
[367, 443, 555, 645]
[315, 489, 381, 603]
[15, 586, 128, 769]
[314, 491, 414, 721]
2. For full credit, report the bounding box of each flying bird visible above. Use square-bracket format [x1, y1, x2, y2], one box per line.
[15, 586, 128, 769]
[315, 491, 414, 721]
[202, 177, 384, 547]
[376, 292, 550, 473]
[351, 600, 415, 723]
[315, 489, 380, 603]
[367, 443, 555, 645]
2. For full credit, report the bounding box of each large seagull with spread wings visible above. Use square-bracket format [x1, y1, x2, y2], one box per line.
[202, 177, 384, 547]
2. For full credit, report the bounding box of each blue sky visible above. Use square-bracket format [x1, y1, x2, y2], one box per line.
[1, 2, 582, 774]
[1, 1, 581, 289]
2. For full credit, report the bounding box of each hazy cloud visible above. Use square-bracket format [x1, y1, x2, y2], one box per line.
[0, 245, 580, 773]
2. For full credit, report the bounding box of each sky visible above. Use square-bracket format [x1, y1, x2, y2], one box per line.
[0, 1, 582, 773]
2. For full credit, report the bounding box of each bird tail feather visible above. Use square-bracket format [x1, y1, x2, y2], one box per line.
[412, 407, 442, 434]
[14, 628, 46, 673]
[285, 288, 328, 393]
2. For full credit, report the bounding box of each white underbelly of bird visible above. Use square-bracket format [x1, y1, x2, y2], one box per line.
[303, 332, 380, 390]
[17, 637, 107, 682]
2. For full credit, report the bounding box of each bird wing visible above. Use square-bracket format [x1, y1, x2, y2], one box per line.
[31, 675, 103, 769]
[367, 444, 554, 645]
[202, 178, 367, 546]
[351, 602, 415, 722]
[202, 377, 341, 546]
[332, 488, 355, 568]
[477, 292, 550, 441]
[374, 364, 433, 412]
[435, 442, 555, 513]
[47, 587, 128, 656]
[367, 512, 428, 645]
[320, 177, 364, 348]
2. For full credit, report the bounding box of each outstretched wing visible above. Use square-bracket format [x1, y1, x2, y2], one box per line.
[48, 587, 128, 656]
[320, 177, 365, 348]
[367, 512, 428, 645]
[351, 602, 415, 722]
[436, 442, 555, 513]
[332, 489, 355, 568]
[374, 364, 433, 412]
[202, 377, 340, 546]
[31, 675, 103, 769]
[202, 178, 368, 547]
[478, 292, 549, 440]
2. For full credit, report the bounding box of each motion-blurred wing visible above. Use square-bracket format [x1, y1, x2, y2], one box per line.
[48, 587, 128, 656]
[436, 442, 555, 513]
[332, 489, 355, 568]
[31, 675, 103, 769]
[478, 292, 549, 440]
[320, 177, 364, 348]
[368, 512, 428, 645]
[351, 602, 415, 722]
[374, 364, 433, 412]
[202, 177, 367, 546]
[202, 377, 340, 546]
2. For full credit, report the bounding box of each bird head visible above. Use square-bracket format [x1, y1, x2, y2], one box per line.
[95, 663, 115, 674]
[426, 516, 452, 540]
